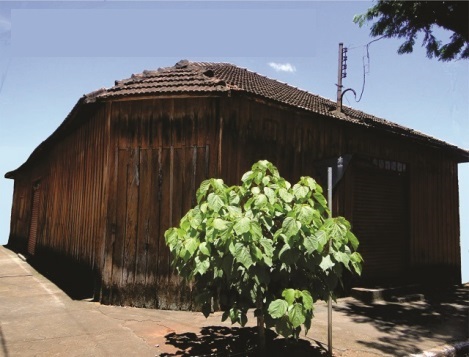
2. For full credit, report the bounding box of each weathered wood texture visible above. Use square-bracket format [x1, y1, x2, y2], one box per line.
[7, 93, 462, 308]
[8, 104, 109, 273]
[101, 98, 217, 308]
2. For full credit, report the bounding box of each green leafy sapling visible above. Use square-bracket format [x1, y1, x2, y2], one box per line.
[165, 160, 362, 352]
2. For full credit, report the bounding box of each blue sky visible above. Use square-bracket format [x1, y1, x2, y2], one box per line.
[0, 1, 467, 282]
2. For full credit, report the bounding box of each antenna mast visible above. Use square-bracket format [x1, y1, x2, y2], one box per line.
[336, 43, 348, 112]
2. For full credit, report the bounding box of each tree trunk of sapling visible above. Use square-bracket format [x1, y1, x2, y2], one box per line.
[257, 296, 266, 356]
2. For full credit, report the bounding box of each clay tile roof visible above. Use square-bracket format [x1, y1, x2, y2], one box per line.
[87, 60, 231, 101]
[83, 60, 468, 159]
[5, 59, 467, 180]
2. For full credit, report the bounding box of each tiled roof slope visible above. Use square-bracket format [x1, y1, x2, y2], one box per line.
[86, 60, 467, 159]
[5, 60, 467, 180]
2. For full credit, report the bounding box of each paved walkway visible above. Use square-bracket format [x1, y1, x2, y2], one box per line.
[0, 246, 467, 356]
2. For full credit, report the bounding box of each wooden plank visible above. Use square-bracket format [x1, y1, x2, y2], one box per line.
[135, 149, 151, 284]
[172, 147, 185, 229]
[145, 148, 161, 285]
[27, 184, 40, 255]
[102, 102, 116, 287]
[157, 147, 171, 279]
[122, 148, 139, 286]
[112, 148, 129, 287]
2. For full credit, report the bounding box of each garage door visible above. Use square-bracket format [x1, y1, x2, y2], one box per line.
[352, 163, 409, 282]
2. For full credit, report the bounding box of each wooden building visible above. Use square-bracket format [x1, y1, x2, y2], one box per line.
[5, 60, 468, 308]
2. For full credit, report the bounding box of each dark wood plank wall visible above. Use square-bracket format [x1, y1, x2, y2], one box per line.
[38, 105, 109, 270]
[7, 178, 32, 251]
[101, 97, 218, 308]
[7, 105, 109, 274]
[7, 92, 462, 309]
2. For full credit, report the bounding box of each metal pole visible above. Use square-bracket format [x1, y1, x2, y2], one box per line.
[327, 167, 333, 356]
[337, 43, 344, 113]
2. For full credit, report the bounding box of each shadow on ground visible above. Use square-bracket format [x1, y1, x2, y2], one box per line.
[333, 285, 469, 356]
[4, 245, 96, 301]
[160, 326, 328, 357]
[29, 255, 96, 301]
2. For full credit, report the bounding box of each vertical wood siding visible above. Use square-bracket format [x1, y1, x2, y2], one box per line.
[37, 105, 108, 270]
[7, 93, 463, 308]
[8, 104, 109, 277]
[102, 97, 217, 308]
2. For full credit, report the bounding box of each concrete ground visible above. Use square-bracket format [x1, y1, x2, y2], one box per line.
[0, 245, 467, 357]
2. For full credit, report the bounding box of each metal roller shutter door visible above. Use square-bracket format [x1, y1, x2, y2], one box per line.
[352, 167, 409, 281]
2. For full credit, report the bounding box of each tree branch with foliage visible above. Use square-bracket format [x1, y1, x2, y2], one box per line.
[354, 1, 469, 61]
[165, 160, 362, 354]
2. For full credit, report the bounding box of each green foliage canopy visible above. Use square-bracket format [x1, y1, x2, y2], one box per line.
[165, 160, 362, 339]
[354, 1, 469, 61]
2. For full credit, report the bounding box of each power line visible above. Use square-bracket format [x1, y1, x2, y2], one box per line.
[345, 36, 385, 103]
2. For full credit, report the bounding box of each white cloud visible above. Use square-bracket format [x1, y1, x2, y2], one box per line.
[268, 62, 296, 73]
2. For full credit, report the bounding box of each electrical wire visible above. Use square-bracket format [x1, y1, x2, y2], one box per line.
[346, 36, 385, 103]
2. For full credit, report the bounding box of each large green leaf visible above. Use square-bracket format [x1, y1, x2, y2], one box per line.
[334, 251, 350, 268]
[289, 303, 306, 328]
[314, 230, 328, 253]
[234, 217, 251, 235]
[234, 243, 253, 269]
[297, 205, 314, 224]
[195, 256, 210, 275]
[260, 216, 274, 232]
[313, 191, 328, 210]
[264, 186, 276, 203]
[189, 210, 203, 229]
[251, 244, 263, 261]
[347, 231, 359, 250]
[303, 234, 319, 254]
[227, 205, 242, 219]
[278, 243, 291, 263]
[293, 184, 309, 200]
[282, 217, 300, 238]
[228, 190, 241, 205]
[300, 176, 317, 191]
[207, 192, 225, 212]
[241, 170, 254, 183]
[196, 179, 211, 203]
[259, 238, 274, 257]
[250, 221, 263, 240]
[350, 252, 363, 275]
[212, 178, 226, 193]
[164, 227, 178, 246]
[251, 187, 261, 195]
[301, 290, 314, 311]
[185, 237, 199, 256]
[213, 218, 229, 231]
[279, 188, 294, 203]
[254, 193, 268, 207]
[180, 216, 191, 231]
[178, 247, 191, 262]
[275, 316, 293, 338]
[198, 242, 211, 256]
[304, 310, 313, 335]
[282, 288, 296, 305]
[229, 308, 240, 324]
[268, 299, 288, 319]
